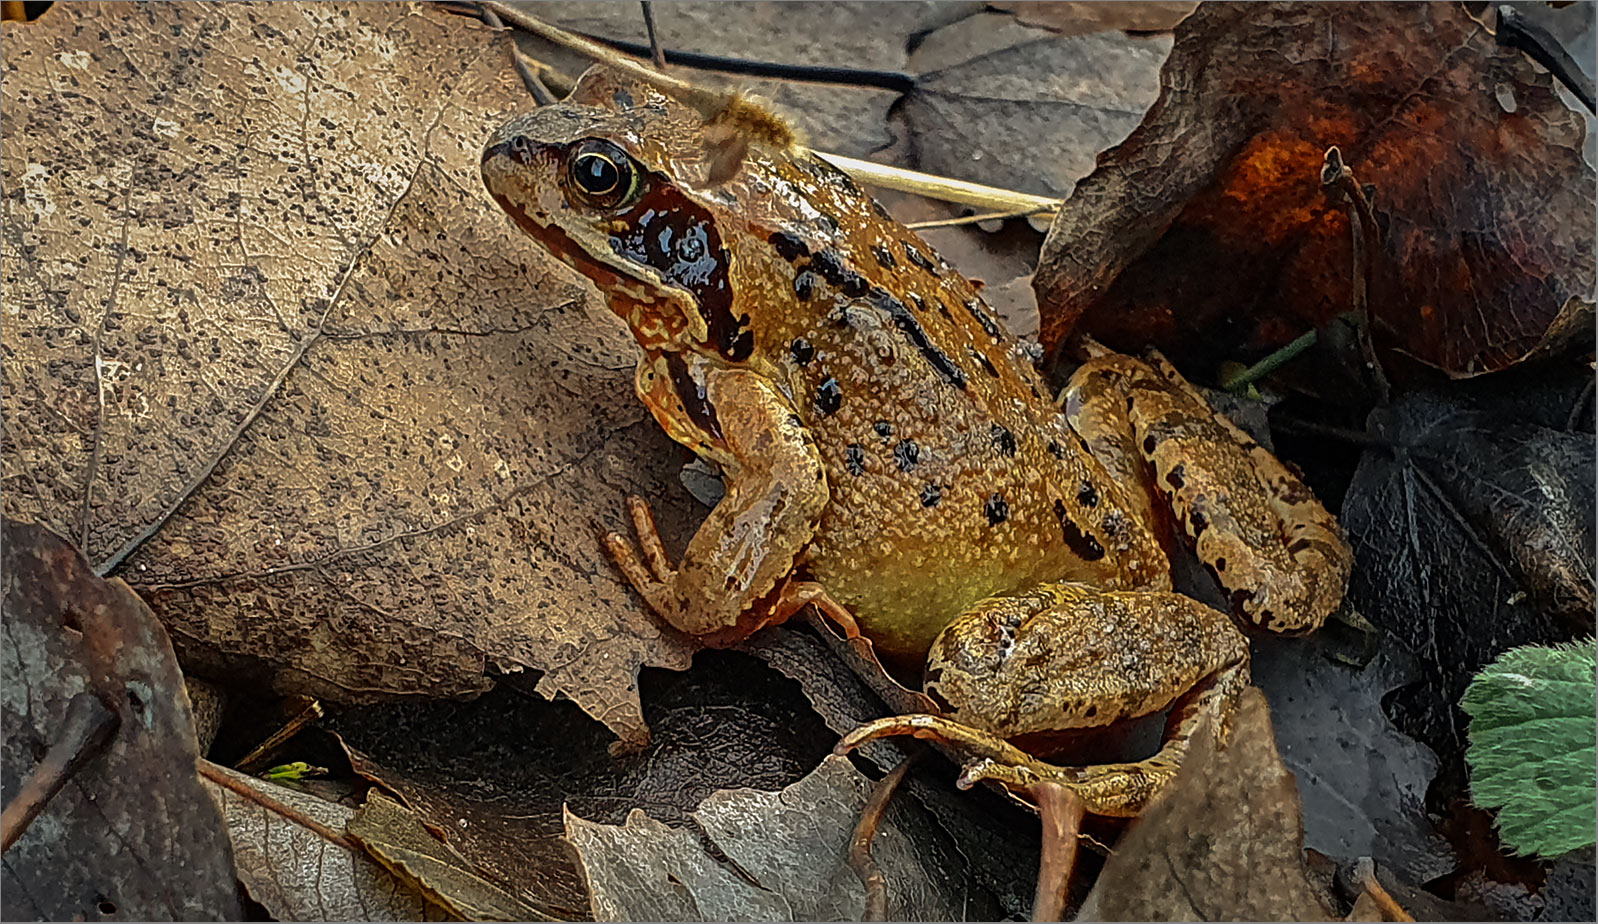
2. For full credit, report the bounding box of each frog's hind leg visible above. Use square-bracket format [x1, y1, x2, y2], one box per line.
[1063, 346, 1351, 633]
[838, 583, 1249, 817]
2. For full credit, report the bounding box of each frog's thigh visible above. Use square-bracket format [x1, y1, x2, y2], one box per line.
[668, 367, 830, 636]
[1068, 349, 1351, 632]
[926, 583, 1248, 738]
[854, 583, 1250, 817]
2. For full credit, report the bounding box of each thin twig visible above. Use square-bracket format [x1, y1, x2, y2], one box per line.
[576, 33, 918, 93]
[1, 692, 120, 853]
[234, 699, 324, 775]
[1029, 781, 1085, 922]
[906, 204, 1057, 230]
[820, 152, 1061, 216]
[1351, 857, 1415, 922]
[472, 2, 557, 104]
[1321, 146, 1391, 404]
[197, 759, 359, 850]
[848, 754, 916, 921]
[639, 1, 666, 70]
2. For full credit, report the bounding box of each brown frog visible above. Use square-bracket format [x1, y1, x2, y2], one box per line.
[481, 69, 1351, 816]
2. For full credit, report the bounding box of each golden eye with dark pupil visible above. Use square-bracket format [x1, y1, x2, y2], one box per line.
[566, 139, 638, 209]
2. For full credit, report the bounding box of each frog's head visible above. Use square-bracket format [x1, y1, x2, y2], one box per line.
[482, 104, 751, 361]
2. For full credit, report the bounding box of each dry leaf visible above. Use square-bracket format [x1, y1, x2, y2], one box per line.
[1077, 688, 1335, 921]
[348, 790, 553, 922]
[204, 761, 450, 922]
[1032, 1, 1595, 380]
[904, 13, 1169, 200]
[325, 649, 840, 920]
[1, 0, 697, 747]
[990, 2, 1198, 36]
[566, 754, 977, 922]
[1, 521, 240, 921]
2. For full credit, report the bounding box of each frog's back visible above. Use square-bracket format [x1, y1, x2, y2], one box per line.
[718, 149, 1163, 661]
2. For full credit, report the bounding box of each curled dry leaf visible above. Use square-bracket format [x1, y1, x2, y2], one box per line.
[1, 521, 240, 921]
[203, 761, 450, 922]
[566, 754, 979, 922]
[1033, 1, 1595, 380]
[1076, 688, 1335, 922]
[1, 1, 698, 746]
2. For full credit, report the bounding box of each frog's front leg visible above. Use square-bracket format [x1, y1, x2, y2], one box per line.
[605, 365, 840, 644]
[1065, 347, 1352, 632]
[839, 583, 1249, 816]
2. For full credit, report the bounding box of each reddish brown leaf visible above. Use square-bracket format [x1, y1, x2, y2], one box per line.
[1033, 1, 1594, 381]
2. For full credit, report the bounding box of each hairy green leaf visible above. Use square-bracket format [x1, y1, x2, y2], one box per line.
[1463, 640, 1597, 858]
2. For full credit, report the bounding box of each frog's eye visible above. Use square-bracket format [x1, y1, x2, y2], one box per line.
[566, 139, 640, 210]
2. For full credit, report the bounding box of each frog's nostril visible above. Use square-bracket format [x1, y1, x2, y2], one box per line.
[483, 135, 539, 166]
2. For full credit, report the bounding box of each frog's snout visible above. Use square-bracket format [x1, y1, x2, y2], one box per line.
[481, 132, 552, 168]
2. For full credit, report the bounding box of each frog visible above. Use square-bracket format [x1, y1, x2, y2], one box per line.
[480, 68, 1352, 817]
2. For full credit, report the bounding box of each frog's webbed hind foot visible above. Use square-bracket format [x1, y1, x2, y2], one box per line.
[839, 584, 1250, 816]
[838, 657, 1246, 817]
[1064, 348, 1352, 633]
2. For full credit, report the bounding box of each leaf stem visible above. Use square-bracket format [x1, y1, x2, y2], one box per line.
[1219, 330, 1318, 392]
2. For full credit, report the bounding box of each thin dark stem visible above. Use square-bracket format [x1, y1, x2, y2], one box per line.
[1565, 376, 1594, 432]
[473, 2, 557, 105]
[576, 32, 918, 93]
[1, 692, 120, 853]
[639, 2, 666, 70]
[1220, 329, 1319, 392]
[1272, 414, 1394, 449]
[1495, 5, 1596, 114]
[1321, 147, 1392, 405]
[848, 754, 916, 921]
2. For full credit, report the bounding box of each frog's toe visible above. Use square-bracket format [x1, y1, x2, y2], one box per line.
[622, 495, 675, 582]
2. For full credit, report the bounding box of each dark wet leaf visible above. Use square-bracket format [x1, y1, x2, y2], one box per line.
[1343, 366, 1595, 764]
[1251, 634, 1456, 885]
[746, 628, 1043, 919]
[1, 521, 240, 921]
[1077, 688, 1335, 921]
[1033, 1, 1595, 380]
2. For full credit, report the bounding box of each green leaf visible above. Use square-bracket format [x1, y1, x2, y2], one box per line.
[1462, 639, 1597, 858]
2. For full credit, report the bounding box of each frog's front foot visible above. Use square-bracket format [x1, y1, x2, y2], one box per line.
[605, 494, 862, 645]
[603, 495, 686, 622]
